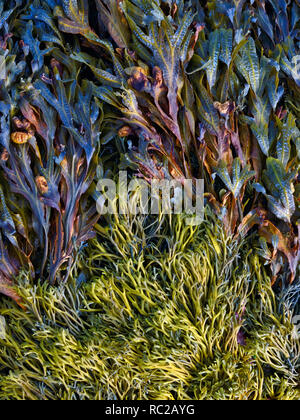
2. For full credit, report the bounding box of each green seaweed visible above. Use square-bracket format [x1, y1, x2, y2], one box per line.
[0, 212, 299, 400]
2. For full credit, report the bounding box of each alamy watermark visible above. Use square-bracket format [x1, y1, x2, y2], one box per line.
[0, 316, 6, 340]
[292, 315, 300, 339]
[96, 171, 204, 226]
[292, 55, 300, 80]
[0, 56, 6, 80]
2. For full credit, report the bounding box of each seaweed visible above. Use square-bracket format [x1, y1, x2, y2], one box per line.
[0, 212, 299, 400]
